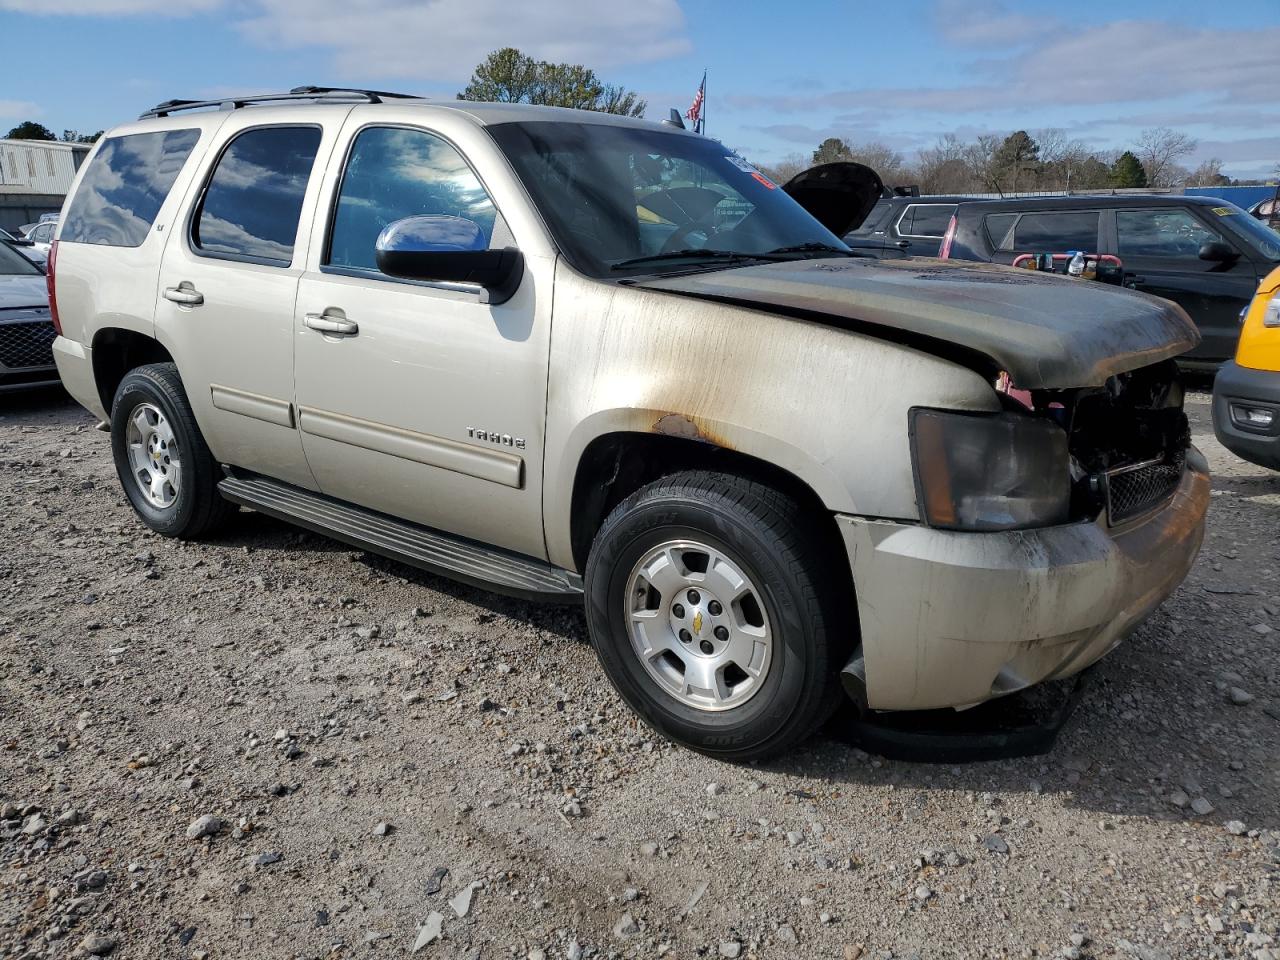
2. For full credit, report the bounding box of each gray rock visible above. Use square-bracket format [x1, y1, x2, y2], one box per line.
[613, 912, 639, 939]
[21, 814, 46, 835]
[424, 866, 448, 895]
[706, 782, 723, 797]
[1115, 940, 1172, 960]
[983, 834, 1009, 854]
[719, 941, 742, 958]
[621, 887, 640, 902]
[185, 814, 221, 840]
[1225, 820, 1248, 835]
[777, 924, 798, 944]
[1190, 797, 1215, 816]
[914, 885, 932, 901]
[1169, 790, 1190, 809]
[786, 830, 804, 846]
[78, 932, 117, 955]
[372, 822, 392, 837]
[253, 851, 282, 867]
[1229, 687, 1255, 705]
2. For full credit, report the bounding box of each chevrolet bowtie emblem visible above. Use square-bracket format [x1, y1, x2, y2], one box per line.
[692, 611, 704, 635]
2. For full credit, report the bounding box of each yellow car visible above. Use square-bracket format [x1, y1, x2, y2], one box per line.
[1213, 265, 1280, 467]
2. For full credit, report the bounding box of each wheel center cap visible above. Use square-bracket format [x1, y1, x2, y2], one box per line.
[691, 609, 704, 636]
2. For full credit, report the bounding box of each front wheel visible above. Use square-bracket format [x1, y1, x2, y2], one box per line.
[584, 471, 850, 761]
[110, 362, 233, 539]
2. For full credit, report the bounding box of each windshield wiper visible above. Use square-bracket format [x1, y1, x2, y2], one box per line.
[766, 242, 858, 258]
[610, 249, 779, 271]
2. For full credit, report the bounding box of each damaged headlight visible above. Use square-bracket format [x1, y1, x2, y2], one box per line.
[909, 408, 1071, 531]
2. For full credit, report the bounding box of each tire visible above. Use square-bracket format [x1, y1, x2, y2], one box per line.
[584, 471, 851, 762]
[110, 362, 233, 539]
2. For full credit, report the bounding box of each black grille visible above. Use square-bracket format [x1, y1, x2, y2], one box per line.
[1106, 453, 1184, 524]
[0, 320, 56, 370]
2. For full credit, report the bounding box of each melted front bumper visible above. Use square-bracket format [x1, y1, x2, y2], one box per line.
[836, 447, 1210, 711]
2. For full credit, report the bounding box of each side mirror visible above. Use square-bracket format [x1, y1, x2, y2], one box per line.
[374, 215, 523, 304]
[1198, 240, 1240, 263]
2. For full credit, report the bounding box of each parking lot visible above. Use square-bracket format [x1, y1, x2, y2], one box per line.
[0, 385, 1277, 960]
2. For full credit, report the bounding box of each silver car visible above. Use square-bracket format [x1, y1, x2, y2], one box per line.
[48, 89, 1208, 759]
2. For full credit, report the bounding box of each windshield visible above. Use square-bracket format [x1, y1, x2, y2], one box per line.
[1220, 206, 1280, 261]
[0, 241, 42, 276]
[487, 121, 848, 277]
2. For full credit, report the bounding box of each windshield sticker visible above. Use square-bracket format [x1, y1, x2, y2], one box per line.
[725, 155, 756, 173]
[751, 171, 777, 190]
[1212, 206, 1236, 216]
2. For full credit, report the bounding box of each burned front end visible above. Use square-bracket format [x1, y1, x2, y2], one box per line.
[1037, 358, 1192, 529]
[838, 358, 1208, 713]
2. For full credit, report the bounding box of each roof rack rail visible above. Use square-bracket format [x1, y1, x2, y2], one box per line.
[139, 86, 421, 120]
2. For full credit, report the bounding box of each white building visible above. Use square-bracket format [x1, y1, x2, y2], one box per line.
[0, 138, 92, 232]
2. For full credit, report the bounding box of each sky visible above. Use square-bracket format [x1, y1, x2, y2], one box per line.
[3, 0, 1278, 179]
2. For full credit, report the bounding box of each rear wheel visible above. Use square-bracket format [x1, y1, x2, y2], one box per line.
[585, 471, 849, 761]
[110, 363, 233, 539]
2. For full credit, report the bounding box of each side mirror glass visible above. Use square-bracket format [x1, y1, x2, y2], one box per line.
[1198, 240, 1239, 263]
[374, 216, 522, 304]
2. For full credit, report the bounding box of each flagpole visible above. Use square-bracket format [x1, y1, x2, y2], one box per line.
[702, 68, 707, 135]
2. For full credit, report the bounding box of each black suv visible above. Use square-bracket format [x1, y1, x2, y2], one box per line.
[940, 195, 1280, 365]
[844, 195, 969, 259]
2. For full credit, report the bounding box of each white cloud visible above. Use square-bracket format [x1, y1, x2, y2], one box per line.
[1, 0, 690, 83]
[933, 0, 1057, 46]
[234, 0, 690, 82]
[1014, 21, 1279, 105]
[0, 100, 42, 121]
[0, 0, 220, 13]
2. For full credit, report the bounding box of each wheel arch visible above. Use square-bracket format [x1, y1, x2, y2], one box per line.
[563, 425, 852, 588]
[91, 327, 175, 414]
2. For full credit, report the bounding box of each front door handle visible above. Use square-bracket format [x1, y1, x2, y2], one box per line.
[163, 282, 203, 306]
[1124, 276, 1147, 288]
[304, 312, 359, 336]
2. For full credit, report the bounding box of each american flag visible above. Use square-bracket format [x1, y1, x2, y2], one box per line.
[685, 71, 705, 133]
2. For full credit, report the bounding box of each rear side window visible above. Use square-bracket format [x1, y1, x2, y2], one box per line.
[61, 128, 199, 247]
[192, 126, 322, 266]
[898, 203, 956, 238]
[988, 210, 1100, 252]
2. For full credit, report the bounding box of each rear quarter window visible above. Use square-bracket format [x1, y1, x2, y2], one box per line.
[60, 129, 200, 247]
[898, 203, 956, 238]
[987, 210, 1100, 253]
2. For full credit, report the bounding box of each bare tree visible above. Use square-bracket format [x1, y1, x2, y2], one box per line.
[1136, 127, 1198, 188]
[963, 135, 1004, 193]
[1189, 158, 1228, 187]
[917, 134, 971, 193]
[757, 152, 809, 185]
[844, 141, 908, 185]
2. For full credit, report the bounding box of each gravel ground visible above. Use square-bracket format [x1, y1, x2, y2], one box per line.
[1, 386, 1277, 960]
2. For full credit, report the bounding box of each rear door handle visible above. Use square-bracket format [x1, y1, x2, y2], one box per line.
[163, 283, 203, 306]
[304, 312, 359, 336]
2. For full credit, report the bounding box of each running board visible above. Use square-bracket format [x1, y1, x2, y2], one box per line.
[217, 471, 583, 603]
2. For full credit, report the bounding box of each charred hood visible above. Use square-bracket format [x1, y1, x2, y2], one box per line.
[633, 257, 1200, 389]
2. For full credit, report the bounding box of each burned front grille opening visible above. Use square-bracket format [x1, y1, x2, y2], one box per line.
[1027, 359, 1189, 525]
[0, 321, 57, 369]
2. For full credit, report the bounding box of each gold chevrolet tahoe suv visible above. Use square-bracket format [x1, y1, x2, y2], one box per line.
[49, 87, 1210, 760]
